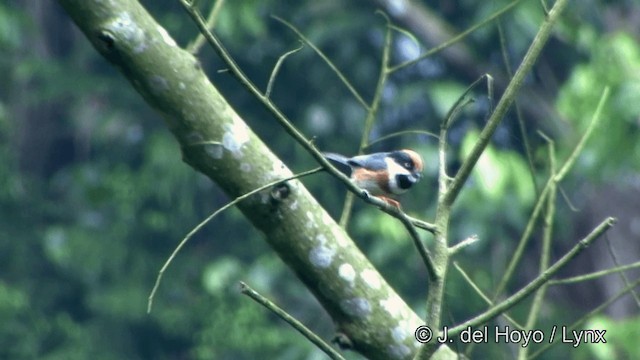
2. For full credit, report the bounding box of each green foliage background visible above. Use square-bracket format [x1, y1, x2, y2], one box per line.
[1, 1, 639, 359]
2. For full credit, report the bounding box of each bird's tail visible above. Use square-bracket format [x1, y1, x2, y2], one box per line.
[322, 152, 351, 166]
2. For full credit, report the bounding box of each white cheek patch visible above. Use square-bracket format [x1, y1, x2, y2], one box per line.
[384, 157, 411, 194]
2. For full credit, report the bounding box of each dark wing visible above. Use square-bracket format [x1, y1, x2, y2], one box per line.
[323, 152, 352, 167]
[347, 152, 389, 170]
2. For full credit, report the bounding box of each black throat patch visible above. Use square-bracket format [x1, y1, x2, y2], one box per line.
[396, 174, 415, 189]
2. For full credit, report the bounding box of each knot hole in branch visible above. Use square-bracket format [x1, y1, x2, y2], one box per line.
[270, 181, 291, 206]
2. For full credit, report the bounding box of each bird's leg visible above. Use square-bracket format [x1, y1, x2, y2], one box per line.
[377, 196, 402, 210]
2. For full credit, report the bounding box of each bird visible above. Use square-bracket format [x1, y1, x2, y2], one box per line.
[323, 149, 424, 208]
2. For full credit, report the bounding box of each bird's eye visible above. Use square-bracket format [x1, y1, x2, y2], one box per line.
[403, 162, 412, 169]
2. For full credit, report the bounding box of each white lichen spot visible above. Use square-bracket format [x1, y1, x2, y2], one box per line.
[305, 211, 316, 228]
[149, 75, 169, 93]
[204, 143, 223, 159]
[339, 298, 371, 318]
[361, 269, 381, 290]
[391, 324, 411, 342]
[338, 263, 356, 285]
[240, 163, 251, 172]
[157, 25, 176, 47]
[178, 82, 186, 90]
[315, 234, 327, 245]
[380, 294, 404, 318]
[289, 200, 299, 211]
[387, 344, 411, 359]
[106, 12, 147, 54]
[309, 245, 335, 268]
[222, 121, 250, 156]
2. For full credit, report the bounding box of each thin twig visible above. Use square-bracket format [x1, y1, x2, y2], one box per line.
[417, 67, 493, 360]
[365, 130, 440, 149]
[436, 75, 487, 194]
[549, 261, 640, 285]
[518, 147, 556, 360]
[370, 202, 438, 281]
[240, 282, 346, 360]
[339, 13, 393, 228]
[401, 215, 437, 281]
[266, 43, 304, 98]
[494, 178, 552, 298]
[416, 53, 489, 357]
[273, 16, 370, 110]
[605, 235, 640, 307]
[406, 215, 437, 233]
[540, 0, 550, 16]
[558, 185, 580, 212]
[493, 86, 610, 298]
[453, 262, 524, 329]
[147, 167, 323, 313]
[497, 18, 538, 195]
[442, 75, 488, 130]
[187, 0, 226, 54]
[530, 276, 640, 359]
[556, 86, 610, 181]
[555, 87, 610, 181]
[389, 0, 523, 73]
[445, 217, 616, 339]
[449, 234, 479, 255]
[443, 0, 570, 208]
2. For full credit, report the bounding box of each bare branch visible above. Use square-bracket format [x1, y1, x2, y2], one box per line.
[266, 43, 304, 99]
[497, 18, 538, 195]
[446, 217, 616, 339]
[555, 87, 610, 181]
[187, 0, 226, 54]
[453, 262, 524, 329]
[338, 13, 393, 228]
[365, 130, 440, 149]
[389, 0, 522, 73]
[443, 0, 571, 207]
[449, 234, 479, 256]
[273, 16, 370, 110]
[530, 276, 640, 359]
[240, 282, 346, 360]
[494, 86, 610, 298]
[518, 151, 557, 359]
[605, 237, 640, 307]
[148, 167, 323, 313]
[549, 261, 640, 285]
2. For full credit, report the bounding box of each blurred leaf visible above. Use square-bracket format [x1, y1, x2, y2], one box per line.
[579, 315, 640, 359]
[202, 257, 242, 294]
[460, 129, 535, 205]
[557, 32, 640, 178]
[427, 81, 468, 118]
[0, 281, 28, 314]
